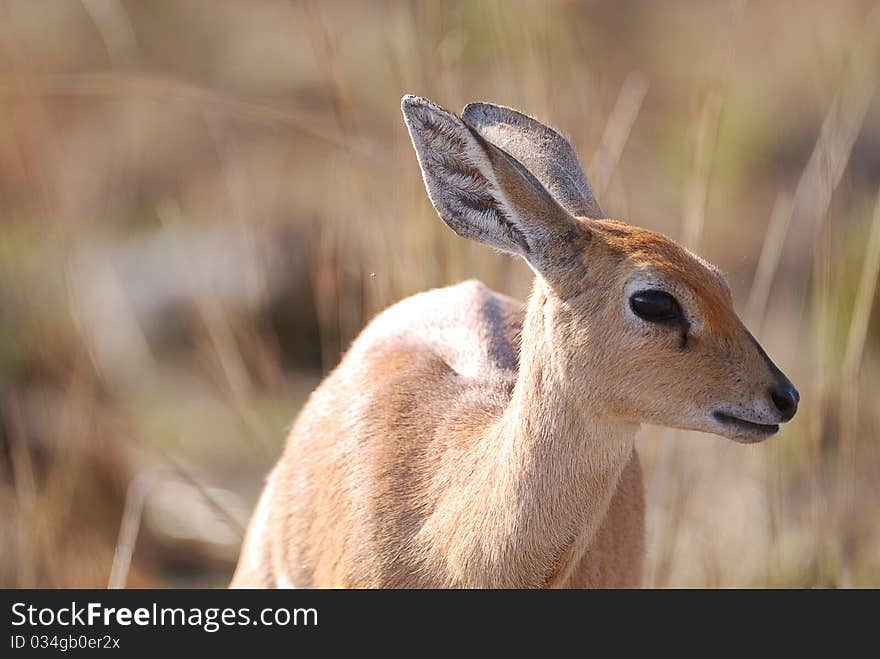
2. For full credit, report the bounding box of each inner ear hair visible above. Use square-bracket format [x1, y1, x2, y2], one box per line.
[402, 94, 581, 268]
[462, 102, 604, 220]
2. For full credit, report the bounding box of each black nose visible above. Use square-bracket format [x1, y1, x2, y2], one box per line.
[769, 382, 799, 421]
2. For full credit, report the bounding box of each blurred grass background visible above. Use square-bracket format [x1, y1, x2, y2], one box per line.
[1, 0, 879, 588]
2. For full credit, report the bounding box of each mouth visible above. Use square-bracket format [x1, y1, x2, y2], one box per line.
[712, 411, 779, 441]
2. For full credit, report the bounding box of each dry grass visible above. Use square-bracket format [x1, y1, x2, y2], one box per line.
[1, 0, 879, 588]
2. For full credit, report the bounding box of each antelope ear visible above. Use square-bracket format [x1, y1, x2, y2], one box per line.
[462, 102, 603, 219]
[402, 94, 580, 268]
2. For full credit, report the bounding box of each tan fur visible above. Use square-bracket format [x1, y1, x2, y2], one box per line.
[231, 97, 796, 588]
[233, 280, 644, 587]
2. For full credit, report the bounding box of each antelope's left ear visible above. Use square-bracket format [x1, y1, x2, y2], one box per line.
[462, 102, 603, 220]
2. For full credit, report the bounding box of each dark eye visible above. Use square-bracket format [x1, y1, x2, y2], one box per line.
[629, 290, 682, 322]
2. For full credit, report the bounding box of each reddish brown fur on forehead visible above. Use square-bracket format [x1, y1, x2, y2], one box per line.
[584, 219, 734, 331]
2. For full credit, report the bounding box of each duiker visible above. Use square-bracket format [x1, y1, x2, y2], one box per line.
[231, 95, 798, 588]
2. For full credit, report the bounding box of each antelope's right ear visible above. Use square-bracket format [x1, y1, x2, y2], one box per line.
[401, 94, 579, 267]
